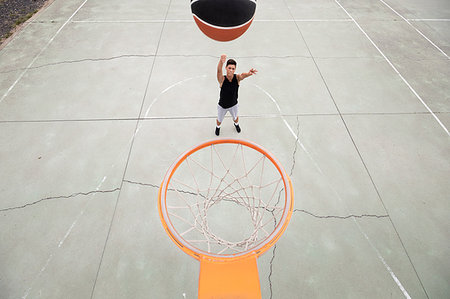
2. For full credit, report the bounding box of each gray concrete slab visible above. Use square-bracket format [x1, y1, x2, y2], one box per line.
[1, 191, 118, 299]
[284, 0, 349, 20]
[442, 113, 450, 129]
[296, 21, 383, 58]
[90, 182, 198, 299]
[411, 20, 450, 55]
[360, 20, 448, 60]
[344, 113, 450, 299]
[0, 120, 136, 208]
[1, 0, 449, 298]
[0, 23, 61, 71]
[158, 21, 311, 57]
[34, 0, 88, 22]
[315, 57, 429, 113]
[33, 22, 162, 63]
[388, 0, 450, 19]
[0, 58, 154, 120]
[74, 0, 170, 21]
[284, 115, 388, 216]
[267, 216, 428, 298]
[253, 0, 294, 20]
[393, 59, 450, 112]
[166, 0, 192, 21]
[338, 0, 400, 21]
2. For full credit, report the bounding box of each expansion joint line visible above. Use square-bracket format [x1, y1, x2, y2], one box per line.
[89, 1, 174, 298]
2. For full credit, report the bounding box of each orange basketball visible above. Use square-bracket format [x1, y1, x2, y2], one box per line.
[191, 0, 257, 42]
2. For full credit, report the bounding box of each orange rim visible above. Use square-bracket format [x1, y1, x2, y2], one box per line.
[158, 139, 294, 262]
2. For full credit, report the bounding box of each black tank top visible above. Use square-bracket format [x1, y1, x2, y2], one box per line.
[219, 74, 239, 108]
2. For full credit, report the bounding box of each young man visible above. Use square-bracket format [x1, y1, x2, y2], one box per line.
[215, 54, 257, 136]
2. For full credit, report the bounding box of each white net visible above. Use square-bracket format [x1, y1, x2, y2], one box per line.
[161, 141, 289, 257]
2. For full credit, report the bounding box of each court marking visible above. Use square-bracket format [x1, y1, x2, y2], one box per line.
[407, 19, 450, 21]
[335, 0, 449, 136]
[11, 1, 106, 297]
[22, 174, 110, 299]
[0, 0, 91, 105]
[70, 19, 354, 24]
[378, 0, 449, 59]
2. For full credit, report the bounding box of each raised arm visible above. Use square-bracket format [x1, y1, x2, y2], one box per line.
[237, 68, 258, 82]
[217, 54, 226, 85]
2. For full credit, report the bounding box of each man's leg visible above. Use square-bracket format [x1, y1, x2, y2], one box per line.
[230, 105, 241, 133]
[215, 119, 221, 136]
[216, 105, 226, 136]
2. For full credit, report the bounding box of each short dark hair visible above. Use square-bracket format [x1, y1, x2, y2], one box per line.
[226, 59, 237, 67]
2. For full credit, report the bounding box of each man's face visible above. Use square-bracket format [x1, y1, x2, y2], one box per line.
[226, 64, 236, 76]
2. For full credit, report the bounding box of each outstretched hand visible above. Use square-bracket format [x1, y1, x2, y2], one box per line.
[249, 68, 258, 75]
[220, 54, 227, 64]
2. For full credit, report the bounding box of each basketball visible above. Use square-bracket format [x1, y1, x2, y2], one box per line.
[190, 0, 257, 42]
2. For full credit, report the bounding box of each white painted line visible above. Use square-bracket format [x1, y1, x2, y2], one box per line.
[378, 0, 449, 59]
[22, 254, 54, 298]
[252, 84, 309, 155]
[56, 176, 107, 250]
[70, 19, 354, 24]
[255, 19, 353, 22]
[21, 175, 110, 298]
[143, 74, 207, 119]
[335, 0, 449, 136]
[407, 19, 450, 22]
[356, 218, 412, 299]
[17, 3, 101, 297]
[1, 0, 90, 104]
[292, 19, 353, 22]
[72, 19, 191, 23]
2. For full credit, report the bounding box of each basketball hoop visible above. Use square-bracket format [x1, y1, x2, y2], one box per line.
[158, 139, 294, 298]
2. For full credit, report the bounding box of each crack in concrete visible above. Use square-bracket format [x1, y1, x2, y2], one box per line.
[268, 244, 277, 299]
[123, 179, 205, 198]
[290, 115, 301, 177]
[123, 179, 159, 188]
[267, 115, 299, 298]
[0, 188, 120, 212]
[0, 54, 312, 74]
[0, 54, 155, 74]
[294, 208, 389, 219]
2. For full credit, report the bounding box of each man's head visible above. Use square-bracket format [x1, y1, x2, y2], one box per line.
[225, 59, 237, 76]
[226, 59, 237, 67]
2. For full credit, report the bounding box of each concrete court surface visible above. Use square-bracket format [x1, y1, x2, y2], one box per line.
[0, 0, 449, 298]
